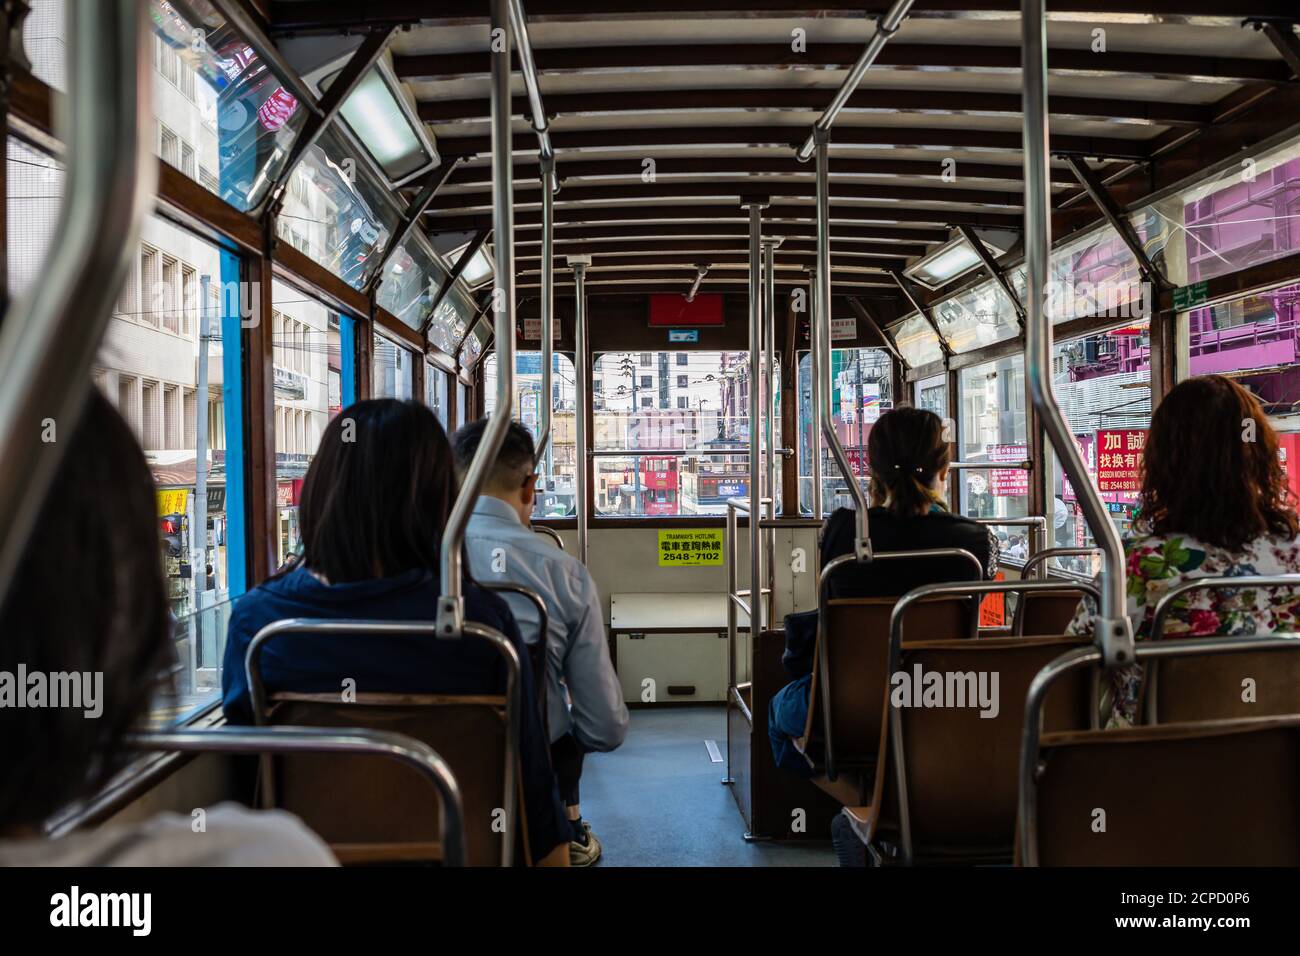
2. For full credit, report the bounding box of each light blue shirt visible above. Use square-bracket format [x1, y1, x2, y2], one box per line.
[464, 496, 628, 751]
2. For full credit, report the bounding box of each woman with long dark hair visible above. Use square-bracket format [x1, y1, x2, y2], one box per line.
[1068, 374, 1300, 725]
[221, 399, 571, 866]
[0, 391, 334, 865]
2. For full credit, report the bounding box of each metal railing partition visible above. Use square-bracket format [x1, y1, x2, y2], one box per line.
[0, 0, 154, 613]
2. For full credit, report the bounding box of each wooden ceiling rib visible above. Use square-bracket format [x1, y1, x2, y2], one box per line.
[268, 1, 1300, 315]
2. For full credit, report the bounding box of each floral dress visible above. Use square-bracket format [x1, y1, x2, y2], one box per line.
[1066, 532, 1300, 726]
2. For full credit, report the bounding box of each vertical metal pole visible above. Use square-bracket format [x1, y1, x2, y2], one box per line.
[439, 0, 516, 637]
[535, 153, 555, 472]
[762, 239, 780, 519]
[816, 130, 870, 555]
[746, 203, 764, 631]
[194, 275, 211, 599]
[572, 258, 590, 564]
[1021, 0, 1130, 666]
[809, 269, 822, 517]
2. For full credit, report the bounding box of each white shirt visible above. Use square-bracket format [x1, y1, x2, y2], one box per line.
[0, 803, 338, 866]
[464, 496, 629, 751]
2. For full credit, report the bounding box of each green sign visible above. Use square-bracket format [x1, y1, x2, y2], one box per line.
[657, 528, 724, 566]
[1172, 281, 1209, 311]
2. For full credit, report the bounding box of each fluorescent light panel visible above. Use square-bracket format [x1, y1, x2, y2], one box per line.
[904, 235, 1006, 291]
[327, 67, 432, 183]
[451, 242, 495, 288]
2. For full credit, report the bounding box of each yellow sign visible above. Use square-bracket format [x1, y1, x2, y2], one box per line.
[156, 489, 189, 516]
[657, 528, 724, 566]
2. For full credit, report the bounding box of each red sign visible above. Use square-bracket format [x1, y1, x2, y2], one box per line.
[1096, 429, 1147, 492]
[979, 572, 1007, 627]
[989, 443, 1028, 496]
[258, 88, 299, 132]
[276, 480, 303, 508]
[649, 293, 724, 327]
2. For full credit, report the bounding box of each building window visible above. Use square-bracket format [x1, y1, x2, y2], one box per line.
[677, 396, 688, 409]
[639, 353, 651, 366]
[180, 141, 196, 179]
[676, 353, 689, 365]
[139, 246, 161, 327]
[159, 124, 179, 168]
[677, 375, 689, 388]
[640, 375, 653, 389]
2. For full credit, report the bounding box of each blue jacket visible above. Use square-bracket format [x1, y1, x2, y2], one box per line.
[221, 565, 570, 862]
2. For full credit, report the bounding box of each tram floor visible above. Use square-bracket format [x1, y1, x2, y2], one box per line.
[577, 705, 835, 867]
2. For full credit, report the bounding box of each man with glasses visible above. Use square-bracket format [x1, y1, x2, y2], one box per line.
[454, 419, 628, 867]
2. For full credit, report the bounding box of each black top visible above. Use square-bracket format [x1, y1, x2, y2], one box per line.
[820, 506, 998, 600]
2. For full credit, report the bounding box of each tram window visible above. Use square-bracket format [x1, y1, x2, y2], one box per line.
[271, 279, 347, 569]
[894, 313, 944, 367]
[958, 355, 1028, 522]
[1176, 284, 1300, 498]
[932, 279, 1018, 353]
[797, 348, 888, 515]
[275, 125, 397, 290]
[68, 208, 246, 721]
[914, 373, 947, 419]
[6, 139, 63, 298]
[1137, 131, 1300, 287]
[589, 351, 777, 518]
[34, 0, 315, 213]
[482, 353, 579, 518]
[1009, 223, 1145, 325]
[371, 332, 414, 400]
[425, 362, 449, 427]
[1045, 323, 1152, 573]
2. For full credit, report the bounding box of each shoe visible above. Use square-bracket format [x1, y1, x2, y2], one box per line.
[569, 821, 602, 867]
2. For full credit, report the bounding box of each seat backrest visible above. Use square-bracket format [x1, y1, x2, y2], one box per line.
[1013, 589, 1085, 635]
[1151, 647, 1300, 723]
[1033, 716, 1300, 865]
[896, 636, 1091, 857]
[267, 693, 510, 867]
[809, 595, 974, 777]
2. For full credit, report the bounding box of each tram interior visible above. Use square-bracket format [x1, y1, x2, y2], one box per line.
[3, 0, 1300, 869]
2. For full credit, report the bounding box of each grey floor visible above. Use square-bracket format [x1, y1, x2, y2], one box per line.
[577, 705, 835, 867]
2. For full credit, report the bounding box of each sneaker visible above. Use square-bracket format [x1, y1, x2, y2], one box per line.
[569, 821, 602, 867]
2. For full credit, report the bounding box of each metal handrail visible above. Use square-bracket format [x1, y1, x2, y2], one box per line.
[506, 0, 557, 194]
[125, 727, 466, 867]
[244, 617, 521, 868]
[795, 0, 916, 162]
[972, 516, 1049, 560]
[589, 448, 751, 457]
[814, 129, 872, 560]
[1142, 574, 1300, 724]
[1022, 0, 1132, 669]
[572, 256, 591, 563]
[1017, 633, 1300, 866]
[440, 0, 518, 637]
[0, 0, 154, 614]
[886, 577, 1099, 864]
[531, 524, 565, 550]
[534, 151, 556, 470]
[1149, 574, 1300, 643]
[816, 547, 983, 782]
[949, 460, 1032, 471]
[1021, 547, 1101, 581]
[480, 581, 551, 735]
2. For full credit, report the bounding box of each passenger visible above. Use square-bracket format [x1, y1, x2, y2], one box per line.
[768, 407, 997, 778]
[453, 418, 628, 867]
[221, 399, 571, 866]
[1067, 374, 1300, 726]
[0, 391, 335, 866]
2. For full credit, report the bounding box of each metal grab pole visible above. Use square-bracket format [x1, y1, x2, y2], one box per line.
[745, 203, 765, 631]
[439, 0, 517, 638]
[809, 269, 823, 518]
[571, 255, 591, 564]
[507, 0, 557, 194]
[762, 238, 781, 520]
[795, 0, 916, 163]
[534, 153, 555, 470]
[0, 0, 154, 610]
[815, 131, 871, 559]
[1021, 0, 1132, 668]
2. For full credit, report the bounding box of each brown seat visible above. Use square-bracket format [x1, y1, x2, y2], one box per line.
[1013, 589, 1085, 635]
[1146, 645, 1300, 723]
[799, 595, 976, 811]
[876, 634, 1092, 863]
[264, 692, 518, 867]
[1031, 715, 1300, 866]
